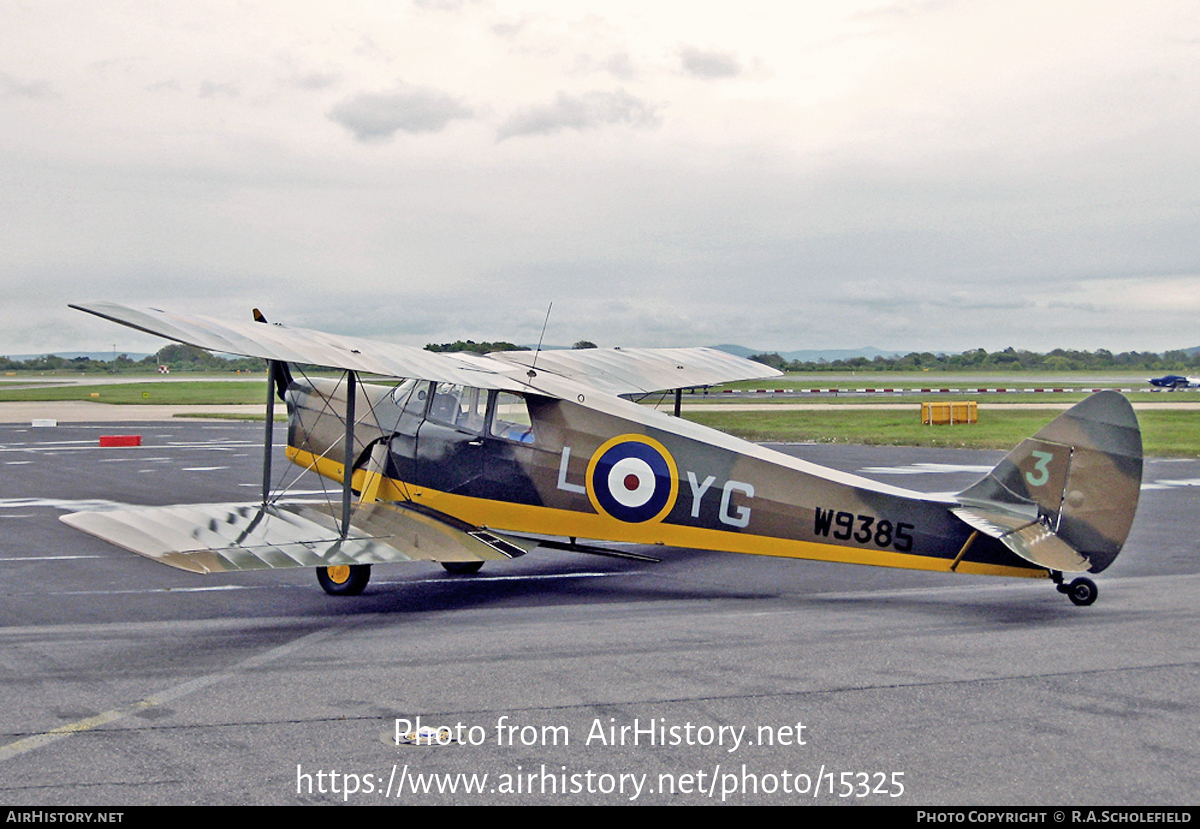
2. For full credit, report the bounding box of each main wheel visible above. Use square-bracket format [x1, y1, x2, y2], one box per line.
[441, 561, 484, 575]
[1067, 577, 1097, 607]
[317, 564, 371, 596]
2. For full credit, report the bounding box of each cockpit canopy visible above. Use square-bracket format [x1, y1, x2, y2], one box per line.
[393, 380, 535, 444]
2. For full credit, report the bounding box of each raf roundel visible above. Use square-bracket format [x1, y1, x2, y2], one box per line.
[586, 435, 679, 524]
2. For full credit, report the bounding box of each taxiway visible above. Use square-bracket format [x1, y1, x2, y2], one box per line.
[0, 421, 1195, 805]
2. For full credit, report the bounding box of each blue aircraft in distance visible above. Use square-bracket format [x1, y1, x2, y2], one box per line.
[1149, 375, 1200, 390]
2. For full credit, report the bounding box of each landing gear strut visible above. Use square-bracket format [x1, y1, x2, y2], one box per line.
[1049, 570, 1098, 607]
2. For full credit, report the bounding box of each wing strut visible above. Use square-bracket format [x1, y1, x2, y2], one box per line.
[341, 370, 356, 539]
[262, 360, 276, 506]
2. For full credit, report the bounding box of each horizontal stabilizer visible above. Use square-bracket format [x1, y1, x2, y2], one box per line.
[61, 501, 534, 575]
[952, 505, 1089, 572]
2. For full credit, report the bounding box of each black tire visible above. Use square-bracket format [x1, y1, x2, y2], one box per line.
[1067, 577, 1097, 607]
[441, 561, 484, 575]
[317, 564, 371, 596]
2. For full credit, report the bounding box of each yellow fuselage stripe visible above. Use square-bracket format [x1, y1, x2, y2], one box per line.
[287, 446, 1044, 579]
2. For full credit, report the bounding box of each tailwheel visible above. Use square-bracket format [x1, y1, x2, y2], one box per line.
[441, 561, 484, 575]
[1067, 577, 1098, 607]
[317, 564, 371, 596]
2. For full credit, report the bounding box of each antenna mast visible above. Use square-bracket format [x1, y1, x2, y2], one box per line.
[528, 301, 553, 378]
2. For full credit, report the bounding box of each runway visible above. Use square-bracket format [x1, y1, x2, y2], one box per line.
[0, 421, 1196, 805]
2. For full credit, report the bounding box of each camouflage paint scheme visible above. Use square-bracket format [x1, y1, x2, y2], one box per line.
[60, 303, 1143, 603]
[286, 375, 1142, 580]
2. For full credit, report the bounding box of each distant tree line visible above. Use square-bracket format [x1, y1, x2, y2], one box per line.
[424, 340, 599, 353]
[8, 341, 1196, 375]
[154, 344, 264, 371]
[425, 340, 530, 354]
[0, 343, 264, 373]
[750, 347, 1200, 373]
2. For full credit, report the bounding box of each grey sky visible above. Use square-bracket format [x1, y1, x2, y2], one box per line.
[2, 1, 1198, 356]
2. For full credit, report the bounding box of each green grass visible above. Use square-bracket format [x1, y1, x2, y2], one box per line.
[1133, 411, 1200, 457]
[684, 408, 1199, 456]
[714, 373, 1154, 392]
[0, 381, 266, 405]
[683, 390, 1198, 405]
[688, 392, 1092, 405]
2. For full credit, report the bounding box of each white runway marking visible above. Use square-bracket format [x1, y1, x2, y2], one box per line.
[0, 622, 352, 763]
[0, 497, 128, 511]
[0, 555, 105, 562]
[1142, 478, 1200, 490]
[45, 571, 635, 596]
[858, 463, 993, 475]
[52, 584, 258, 595]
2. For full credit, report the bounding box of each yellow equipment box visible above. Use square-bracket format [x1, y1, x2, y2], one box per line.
[921, 401, 978, 425]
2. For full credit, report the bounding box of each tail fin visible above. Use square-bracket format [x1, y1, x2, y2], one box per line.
[954, 391, 1142, 574]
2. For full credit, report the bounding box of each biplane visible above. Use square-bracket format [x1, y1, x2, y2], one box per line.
[62, 303, 1142, 606]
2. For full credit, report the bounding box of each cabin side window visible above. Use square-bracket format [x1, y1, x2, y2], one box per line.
[390, 378, 431, 415]
[425, 383, 488, 433]
[490, 392, 535, 444]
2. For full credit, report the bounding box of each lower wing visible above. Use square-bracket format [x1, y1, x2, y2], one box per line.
[61, 500, 532, 575]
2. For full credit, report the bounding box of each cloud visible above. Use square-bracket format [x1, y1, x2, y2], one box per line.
[199, 80, 240, 99]
[605, 52, 636, 80]
[678, 46, 742, 79]
[497, 89, 660, 140]
[328, 85, 473, 141]
[491, 16, 531, 39]
[145, 79, 182, 93]
[852, 0, 958, 23]
[284, 72, 341, 91]
[413, 0, 481, 10]
[0, 71, 55, 99]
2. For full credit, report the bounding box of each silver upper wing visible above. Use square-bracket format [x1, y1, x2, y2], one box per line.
[491, 347, 781, 396]
[71, 302, 528, 391]
[72, 302, 781, 395]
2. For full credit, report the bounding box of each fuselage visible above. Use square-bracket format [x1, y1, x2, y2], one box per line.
[283, 376, 1043, 578]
